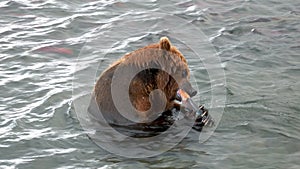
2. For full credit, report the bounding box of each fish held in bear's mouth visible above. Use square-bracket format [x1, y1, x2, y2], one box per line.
[175, 89, 214, 130]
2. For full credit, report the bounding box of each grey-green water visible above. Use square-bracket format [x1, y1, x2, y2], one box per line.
[0, 0, 299, 168]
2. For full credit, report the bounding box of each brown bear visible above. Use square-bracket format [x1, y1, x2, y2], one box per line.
[89, 37, 204, 135]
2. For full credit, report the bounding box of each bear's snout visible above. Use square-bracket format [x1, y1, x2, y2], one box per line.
[181, 81, 197, 97]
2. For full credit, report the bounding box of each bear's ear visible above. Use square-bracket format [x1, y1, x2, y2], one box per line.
[159, 37, 171, 51]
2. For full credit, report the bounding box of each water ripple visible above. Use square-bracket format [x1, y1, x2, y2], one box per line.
[0, 0, 299, 168]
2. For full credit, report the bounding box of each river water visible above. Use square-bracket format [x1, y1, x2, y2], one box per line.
[0, 0, 299, 168]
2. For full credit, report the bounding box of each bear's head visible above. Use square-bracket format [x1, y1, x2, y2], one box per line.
[157, 37, 197, 97]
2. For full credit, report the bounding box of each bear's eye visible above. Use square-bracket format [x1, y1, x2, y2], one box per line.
[182, 70, 188, 78]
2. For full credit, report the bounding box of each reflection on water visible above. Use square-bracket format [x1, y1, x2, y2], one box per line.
[0, 0, 299, 168]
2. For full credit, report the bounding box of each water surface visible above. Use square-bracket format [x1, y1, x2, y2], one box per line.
[0, 0, 299, 168]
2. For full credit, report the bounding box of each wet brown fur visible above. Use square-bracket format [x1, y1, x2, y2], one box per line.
[93, 37, 192, 123]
